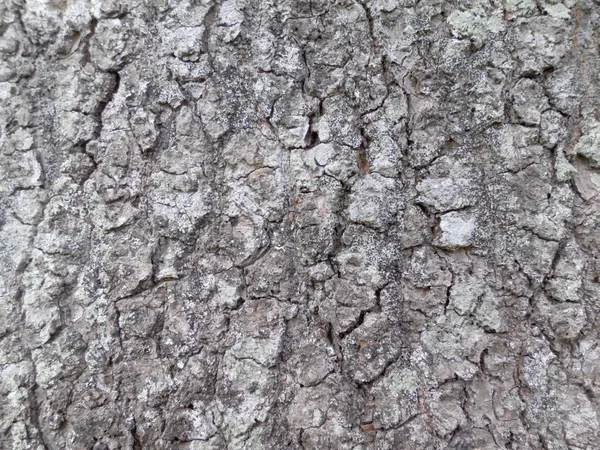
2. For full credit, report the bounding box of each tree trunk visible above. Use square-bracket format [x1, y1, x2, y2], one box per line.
[2, 0, 600, 448]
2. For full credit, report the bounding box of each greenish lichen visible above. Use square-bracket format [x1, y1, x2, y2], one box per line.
[447, 9, 505, 47]
[541, 2, 571, 19]
[574, 121, 600, 168]
[505, 0, 537, 17]
[555, 150, 577, 182]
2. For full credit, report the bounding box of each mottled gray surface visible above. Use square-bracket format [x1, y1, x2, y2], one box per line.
[1, 0, 600, 448]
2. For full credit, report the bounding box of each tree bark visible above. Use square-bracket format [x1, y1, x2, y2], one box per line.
[1, 0, 600, 448]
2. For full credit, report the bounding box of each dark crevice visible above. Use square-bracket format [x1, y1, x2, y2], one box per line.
[132, 422, 143, 450]
[339, 309, 368, 340]
[80, 18, 97, 67]
[357, 128, 370, 175]
[304, 112, 320, 148]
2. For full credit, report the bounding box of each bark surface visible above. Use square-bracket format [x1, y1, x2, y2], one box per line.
[2, 0, 600, 448]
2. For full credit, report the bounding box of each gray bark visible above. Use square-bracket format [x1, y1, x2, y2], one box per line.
[1, 0, 600, 448]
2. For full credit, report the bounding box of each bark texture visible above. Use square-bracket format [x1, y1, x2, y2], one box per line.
[2, 0, 600, 448]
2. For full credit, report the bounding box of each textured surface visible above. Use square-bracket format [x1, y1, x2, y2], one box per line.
[2, 0, 600, 448]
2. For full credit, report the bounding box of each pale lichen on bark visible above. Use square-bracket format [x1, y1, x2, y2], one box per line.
[1, 0, 600, 449]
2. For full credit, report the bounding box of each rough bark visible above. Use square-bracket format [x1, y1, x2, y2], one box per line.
[1, 0, 600, 448]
